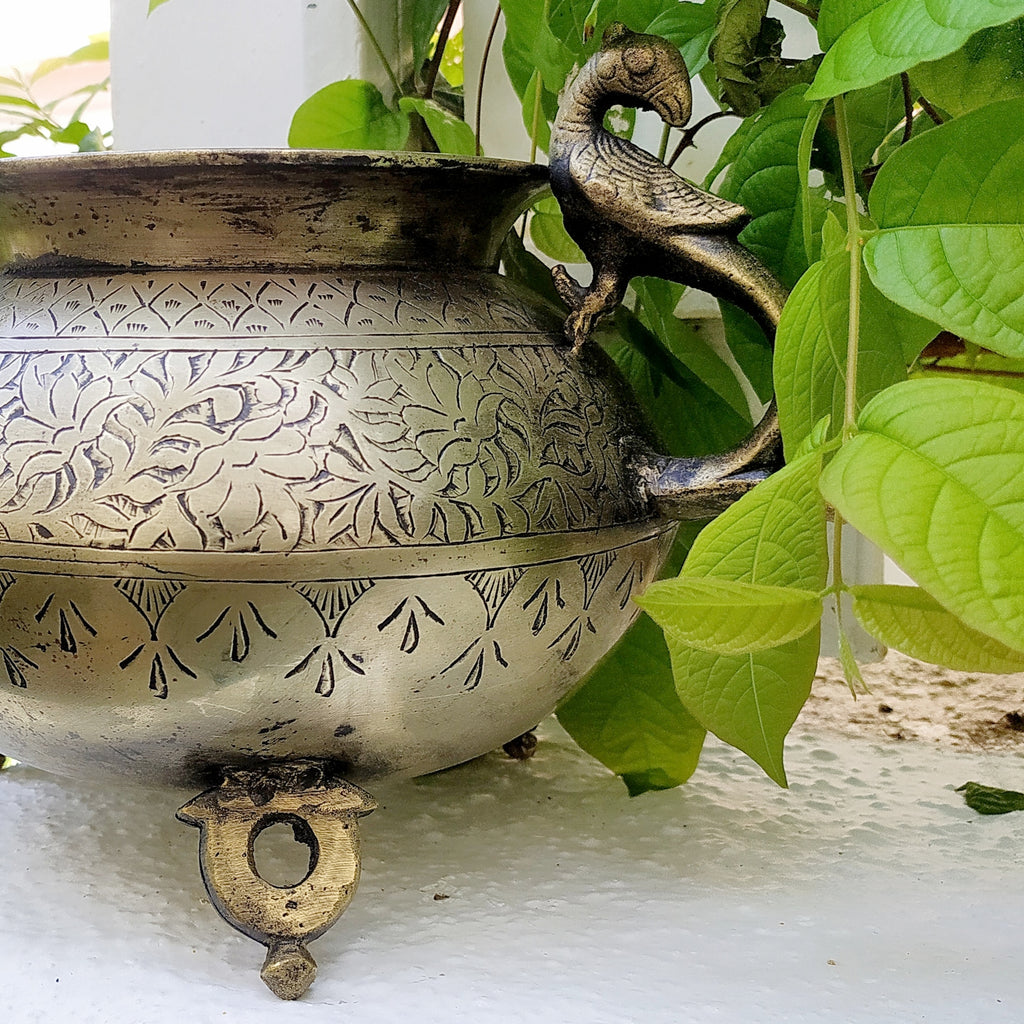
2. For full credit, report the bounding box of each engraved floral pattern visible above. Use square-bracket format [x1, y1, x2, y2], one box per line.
[0, 334, 643, 552]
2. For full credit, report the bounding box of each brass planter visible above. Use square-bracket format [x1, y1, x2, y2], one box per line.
[0, 149, 782, 996]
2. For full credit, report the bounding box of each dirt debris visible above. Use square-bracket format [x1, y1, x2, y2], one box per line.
[800, 651, 1024, 752]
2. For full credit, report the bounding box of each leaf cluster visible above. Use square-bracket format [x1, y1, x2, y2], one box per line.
[285, 1, 474, 154]
[0, 36, 111, 157]
[498, 0, 1024, 793]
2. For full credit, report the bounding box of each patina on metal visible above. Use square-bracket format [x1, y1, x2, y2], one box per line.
[549, 22, 788, 518]
[0, 33, 787, 1002]
[177, 761, 375, 1000]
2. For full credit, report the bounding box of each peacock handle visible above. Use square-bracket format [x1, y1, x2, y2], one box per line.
[547, 23, 788, 520]
[177, 761, 376, 1000]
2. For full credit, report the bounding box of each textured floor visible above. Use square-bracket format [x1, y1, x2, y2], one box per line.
[2, 717, 1023, 1023]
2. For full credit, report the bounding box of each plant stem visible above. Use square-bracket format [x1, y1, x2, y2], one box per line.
[900, 73, 914, 145]
[529, 72, 543, 164]
[423, 0, 462, 100]
[834, 94, 861, 443]
[475, 4, 502, 156]
[797, 99, 827, 264]
[918, 94, 945, 125]
[657, 122, 671, 162]
[667, 109, 740, 167]
[344, 0, 403, 101]
[772, 0, 818, 20]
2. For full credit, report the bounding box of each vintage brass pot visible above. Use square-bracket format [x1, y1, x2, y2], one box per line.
[0, 148, 783, 998]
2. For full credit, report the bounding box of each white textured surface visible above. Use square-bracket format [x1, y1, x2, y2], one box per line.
[2, 720, 1023, 1023]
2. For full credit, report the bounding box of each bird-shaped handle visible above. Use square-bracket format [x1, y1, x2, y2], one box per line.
[548, 23, 787, 519]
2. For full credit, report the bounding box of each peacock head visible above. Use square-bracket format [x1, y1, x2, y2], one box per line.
[592, 23, 692, 129]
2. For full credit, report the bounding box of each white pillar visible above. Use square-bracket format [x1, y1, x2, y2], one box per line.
[109, 0, 366, 150]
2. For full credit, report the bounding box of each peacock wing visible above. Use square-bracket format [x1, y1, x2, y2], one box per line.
[571, 134, 749, 235]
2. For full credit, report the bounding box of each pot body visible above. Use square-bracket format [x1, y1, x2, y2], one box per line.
[0, 152, 674, 786]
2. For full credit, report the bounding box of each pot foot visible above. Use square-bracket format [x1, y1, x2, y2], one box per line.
[502, 729, 539, 760]
[177, 760, 376, 1000]
[261, 940, 318, 1000]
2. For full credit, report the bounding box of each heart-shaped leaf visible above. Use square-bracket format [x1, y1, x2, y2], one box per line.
[774, 249, 934, 457]
[637, 577, 822, 653]
[850, 584, 1024, 672]
[288, 80, 410, 151]
[821, 378, 1024, 652]
[808, 0, 1024, 99]
[654, 452, 829, 785]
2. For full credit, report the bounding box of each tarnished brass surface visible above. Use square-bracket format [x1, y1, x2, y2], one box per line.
[177, 761, 375, 999]
[0, 150, 676, 788]
[549, 24, 788, 516]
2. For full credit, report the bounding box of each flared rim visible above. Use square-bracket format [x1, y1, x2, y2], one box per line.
[0, 147, 551, 184]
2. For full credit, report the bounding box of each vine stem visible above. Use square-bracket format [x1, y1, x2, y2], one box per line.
[834, 94, 862, 443]
[773, 0, 818, 19]
[475, 4, 502, 156]
[344, 0, 403, 101]
[423, 0, 462, 100]
[831, 93, 865, 685]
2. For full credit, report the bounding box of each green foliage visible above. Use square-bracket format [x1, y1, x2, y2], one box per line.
[910, 17, 1024, 116]
[0, 37, 111, 157]
[821, 379, 1024, 652]
[864, 98, 1024, 356]
[287, 1, 466, 154]
[289, 80, 410, 150]
[808, 0, 1024, 99]
[850, 585, 1024, 673]
[638, 578, 822, 654]
[660, 453, 828, 785]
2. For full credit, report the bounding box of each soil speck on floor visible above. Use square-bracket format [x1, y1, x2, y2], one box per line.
[801, 651, 1024, 751]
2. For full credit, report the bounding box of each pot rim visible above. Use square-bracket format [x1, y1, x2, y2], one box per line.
[0, 149, 552, 273]
[0, 147, 552, 183]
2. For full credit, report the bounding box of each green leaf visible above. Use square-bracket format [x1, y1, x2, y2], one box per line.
[911, 18, 1024, 117]
[638, 578, 822, 653]
[48, 120, 92, 146]
[820, 378, 1024, 652]
[659, 453, 829, 785]
[599, 307, 753, 457]
[864, 98, 1024, 358]
[816, 0, 886, 49]
[957, 781, 1024, 815]
[668, 632, 819, 788]
[808, 0, 1024, 100]
[148, 0, 172, 12]
[499, 229, 569, 312]
[520, 71, 553, 155]
[409, 0, 451, 73]
[439, 26, 464, 88]
[397, 96, 476, 154]
[647, 0, 722, 76]
[288, 79, 410, 151]
[774, 249, 934, 457]
[633, 277, 751, 419]
[529, 195, 586, 263]
[502, 0, 577, 97]
[684, 451, 829, 587]
[709, 0, 778, 117]
[32, 38, 110, 80]
[717, 87, 830, 289]
[557, 612, 707, 796]
[850, 584, 1024, 672]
